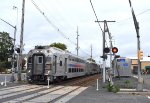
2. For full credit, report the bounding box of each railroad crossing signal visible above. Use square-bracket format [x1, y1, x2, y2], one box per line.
[15, 48, 20, 53]
[112, 47, 118, 53]
[138, 50, 143, 60]
[100, 54, 107, 59]
[104, 47, 110, 53]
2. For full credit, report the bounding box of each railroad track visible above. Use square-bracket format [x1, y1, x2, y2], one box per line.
[50, 74, 101, 103]
[0, 74, 101, 103]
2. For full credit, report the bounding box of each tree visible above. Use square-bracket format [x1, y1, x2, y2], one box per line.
[50, 42, 67, 50]
[87, 58, 96, 62]
[0, 32, 13, 71]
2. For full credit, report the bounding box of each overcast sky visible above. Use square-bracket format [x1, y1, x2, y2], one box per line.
[0, 0, 150, 64]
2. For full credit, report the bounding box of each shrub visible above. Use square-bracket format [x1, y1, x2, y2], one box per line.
[107, 81, 120, 93]
[107, 81, 113, 92]
[112, 85, 120, 93]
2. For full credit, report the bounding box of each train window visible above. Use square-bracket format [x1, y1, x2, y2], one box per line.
[28, 57, 32, 63]
[37, 56, 43, 64]
[75, 68, 77, 72]
[60, 61, 62, 66]
[73, 68, 75, 72]
[76, 68, 78, 72]
[69, 68, 71, 73]
[79, 69, 81, 72]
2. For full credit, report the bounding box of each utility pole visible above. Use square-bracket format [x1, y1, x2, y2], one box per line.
[95, 20, 115, 83]
[109, 34, 113, 85]
[18, 0, 25, 81]
[91, 44, 93, 61]
[128, 0, 142, 91]
[76, 26, 79, 56]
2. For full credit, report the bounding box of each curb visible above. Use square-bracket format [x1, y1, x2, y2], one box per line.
[118, 88, 150, 95]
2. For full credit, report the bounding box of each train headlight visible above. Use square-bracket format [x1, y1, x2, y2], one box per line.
[47, 71, 50, 74]
[28, 70, 31, 73]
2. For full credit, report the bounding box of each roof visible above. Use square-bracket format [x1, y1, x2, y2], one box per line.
[128, 57, 150, 62]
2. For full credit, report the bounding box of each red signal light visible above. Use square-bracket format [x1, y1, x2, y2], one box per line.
[112, 47, 118, 53]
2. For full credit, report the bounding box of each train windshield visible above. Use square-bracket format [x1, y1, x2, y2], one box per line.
[28, 57, 32, 63]
[37, 56, 43, 64]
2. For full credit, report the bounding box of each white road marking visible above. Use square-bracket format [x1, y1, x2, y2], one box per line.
[0, 85, 28, 91]
[54, 87, 88, 103]
[24, 86, 86, 103]
[4, 86, 63, 103]
[147, 96, 150, 99]
[0, 85, 40, 96]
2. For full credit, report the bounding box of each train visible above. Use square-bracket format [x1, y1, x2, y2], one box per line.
[26, 45, 100, 83]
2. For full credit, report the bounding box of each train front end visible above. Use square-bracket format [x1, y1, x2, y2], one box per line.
[27, 46, 53, 83]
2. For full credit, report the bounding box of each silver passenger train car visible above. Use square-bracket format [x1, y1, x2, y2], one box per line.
[26, 46, 100, 83]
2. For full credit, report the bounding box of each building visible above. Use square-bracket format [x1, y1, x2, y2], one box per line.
[129, 57, 150, 74]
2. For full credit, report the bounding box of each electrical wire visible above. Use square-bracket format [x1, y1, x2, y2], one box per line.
[31, 0, 93, 57]
[89, 0, 103, 33]
[31, 0, 76, 45]
[36, 0, 74, 37]
[116, 8, 150, 23]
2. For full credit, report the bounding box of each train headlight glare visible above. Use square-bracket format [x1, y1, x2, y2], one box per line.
[28, 70, 31, 73]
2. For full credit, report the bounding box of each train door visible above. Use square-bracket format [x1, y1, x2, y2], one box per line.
[53, 55, 57, 73]
[65, 58, 67, 73]
[33, 54, 45, 75]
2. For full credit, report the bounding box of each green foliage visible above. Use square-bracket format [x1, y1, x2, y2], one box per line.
[87, 58, 96, 62]
[0, 32, 13, 72]
[0, 32, 13, 62]
[0, 61, 11, 72]
[112, 85, 120, 93]
[107, 81, 120, 93]
[107, 81, 114, 92]
[124, 80, 131, 88]
[50, 42, 67, 50]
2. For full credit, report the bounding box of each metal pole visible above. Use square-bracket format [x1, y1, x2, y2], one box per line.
[10, 26, 17, 82]
[4, 76, 7, 86]
[18, 0, 25, 81]
[76, 26, 79, 56]
[16, 53, 19, 81]
[96, 79, 99, 91]
[128, 0, 142, 91]
[137, 22, 143, 91]
[109, 36, 113, 85]
[102, 20, 106, 83]
[91, 44, 92, 60]
[95, 20, 115, 83]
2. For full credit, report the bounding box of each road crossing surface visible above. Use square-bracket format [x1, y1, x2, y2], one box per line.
[0, 84, 87, 103]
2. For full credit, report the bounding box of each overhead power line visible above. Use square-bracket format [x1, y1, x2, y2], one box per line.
[89, 0, 103, 33]
[31, 0, 92, 57]
[31, 0, 76, 45]
[117, 8, 150, 23]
